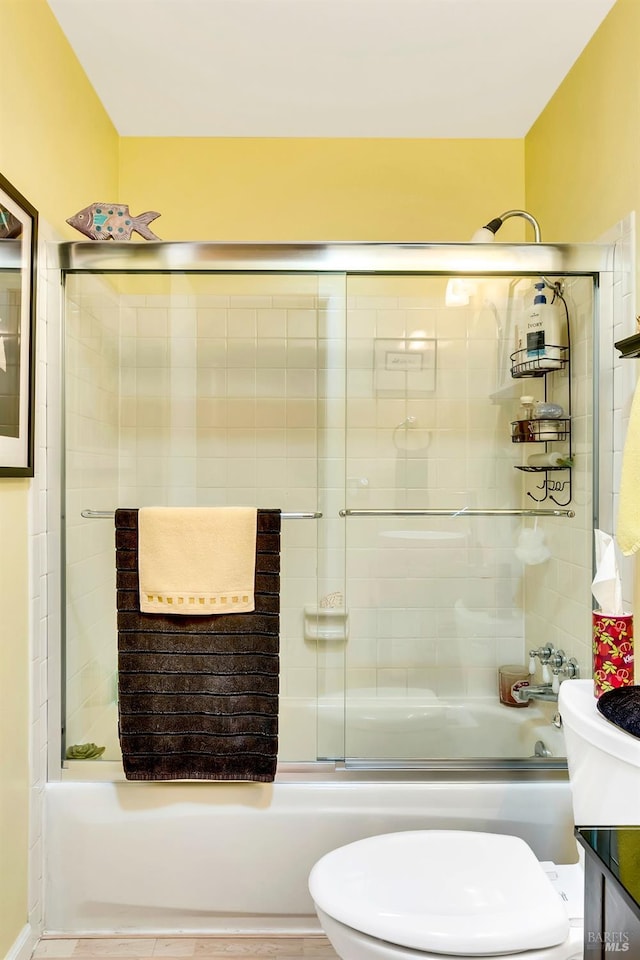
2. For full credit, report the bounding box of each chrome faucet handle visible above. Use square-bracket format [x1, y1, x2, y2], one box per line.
[528, 645, 555, 676]
[550, 653, 580, 693]
[549, 649, 566, 671]
[551, 651, 564, 694]
[529, 644, 555, 663]
[564, 657, 579, 679]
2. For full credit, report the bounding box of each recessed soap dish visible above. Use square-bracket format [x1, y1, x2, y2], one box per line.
[304, 605, 349, 642]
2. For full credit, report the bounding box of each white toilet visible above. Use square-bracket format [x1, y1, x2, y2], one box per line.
[309, 679, 640, 960]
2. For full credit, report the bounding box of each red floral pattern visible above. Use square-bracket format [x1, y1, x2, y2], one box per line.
[593, 613, 634, 697]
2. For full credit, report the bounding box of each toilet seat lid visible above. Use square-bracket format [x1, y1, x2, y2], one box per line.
[309, 831, 570, 956]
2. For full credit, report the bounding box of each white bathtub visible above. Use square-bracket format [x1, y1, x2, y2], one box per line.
[45, 775, 576, 936]
[51, 691, 572, 935]
[312, 695, 566, 760]
[76, 694, 565, 764]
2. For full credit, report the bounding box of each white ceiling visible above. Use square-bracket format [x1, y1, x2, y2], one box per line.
[47, 0, 616, 138]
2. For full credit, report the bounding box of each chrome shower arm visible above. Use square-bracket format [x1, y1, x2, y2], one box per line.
[496, 210, 542, 243]
[478, 210, 562, 294]
[479, 209, 542, 242]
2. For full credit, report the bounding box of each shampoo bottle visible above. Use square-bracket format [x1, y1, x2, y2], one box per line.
[525, 282, 567, 370]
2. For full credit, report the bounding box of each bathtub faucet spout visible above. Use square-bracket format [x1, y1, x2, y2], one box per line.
[513, 683, 558, 704]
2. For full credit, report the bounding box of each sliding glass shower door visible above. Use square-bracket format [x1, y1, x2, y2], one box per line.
[337, 273, 594, 762]
[63, 270, 345, 764]
[59, 245, 597, 771]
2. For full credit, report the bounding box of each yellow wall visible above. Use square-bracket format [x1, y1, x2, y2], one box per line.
[0, 2, 118, 954]
[0, 0, 119, 235]
[525, 0, 639, 597]
[119, 137, 526, 241]
[525, 0, 640, 248]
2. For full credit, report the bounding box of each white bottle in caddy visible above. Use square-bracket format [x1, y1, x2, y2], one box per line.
[525, 282, 567, 369]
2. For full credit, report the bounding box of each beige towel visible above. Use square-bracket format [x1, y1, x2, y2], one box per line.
[138, 507, 257, 614]
[618, 377, 640, 556]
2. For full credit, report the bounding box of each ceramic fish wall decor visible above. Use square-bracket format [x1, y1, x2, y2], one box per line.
[67, 203, 161, 241]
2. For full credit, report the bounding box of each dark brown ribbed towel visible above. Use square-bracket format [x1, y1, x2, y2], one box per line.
[597, 685, 640, 739]
[115, 508, 280, 782]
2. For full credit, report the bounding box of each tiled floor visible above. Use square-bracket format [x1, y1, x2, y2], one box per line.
[32, 939, 339, 960]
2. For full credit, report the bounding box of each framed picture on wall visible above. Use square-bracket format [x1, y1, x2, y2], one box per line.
[0, 172, 37, 477]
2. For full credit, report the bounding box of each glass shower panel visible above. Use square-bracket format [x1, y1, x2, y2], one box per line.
[63, 271, 346, 764]
[342, 274, 594, 761]
[62, 259, 595, 769]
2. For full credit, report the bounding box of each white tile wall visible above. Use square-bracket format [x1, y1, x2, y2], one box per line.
[26, 225, 51, 940]
[28, 219, 69, 941]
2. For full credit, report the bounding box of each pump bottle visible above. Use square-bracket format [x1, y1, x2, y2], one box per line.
[524, 282, 567, 369]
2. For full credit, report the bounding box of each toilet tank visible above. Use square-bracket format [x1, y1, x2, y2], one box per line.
[559, 679, 640, 826]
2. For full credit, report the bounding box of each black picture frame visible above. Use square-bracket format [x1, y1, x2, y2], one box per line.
[0, 172, 38, 477]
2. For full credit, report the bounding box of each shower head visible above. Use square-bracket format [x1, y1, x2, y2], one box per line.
[471, 210, 561, 296]
[445, 209, 545, 306]
[471, 209, 542, 243]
